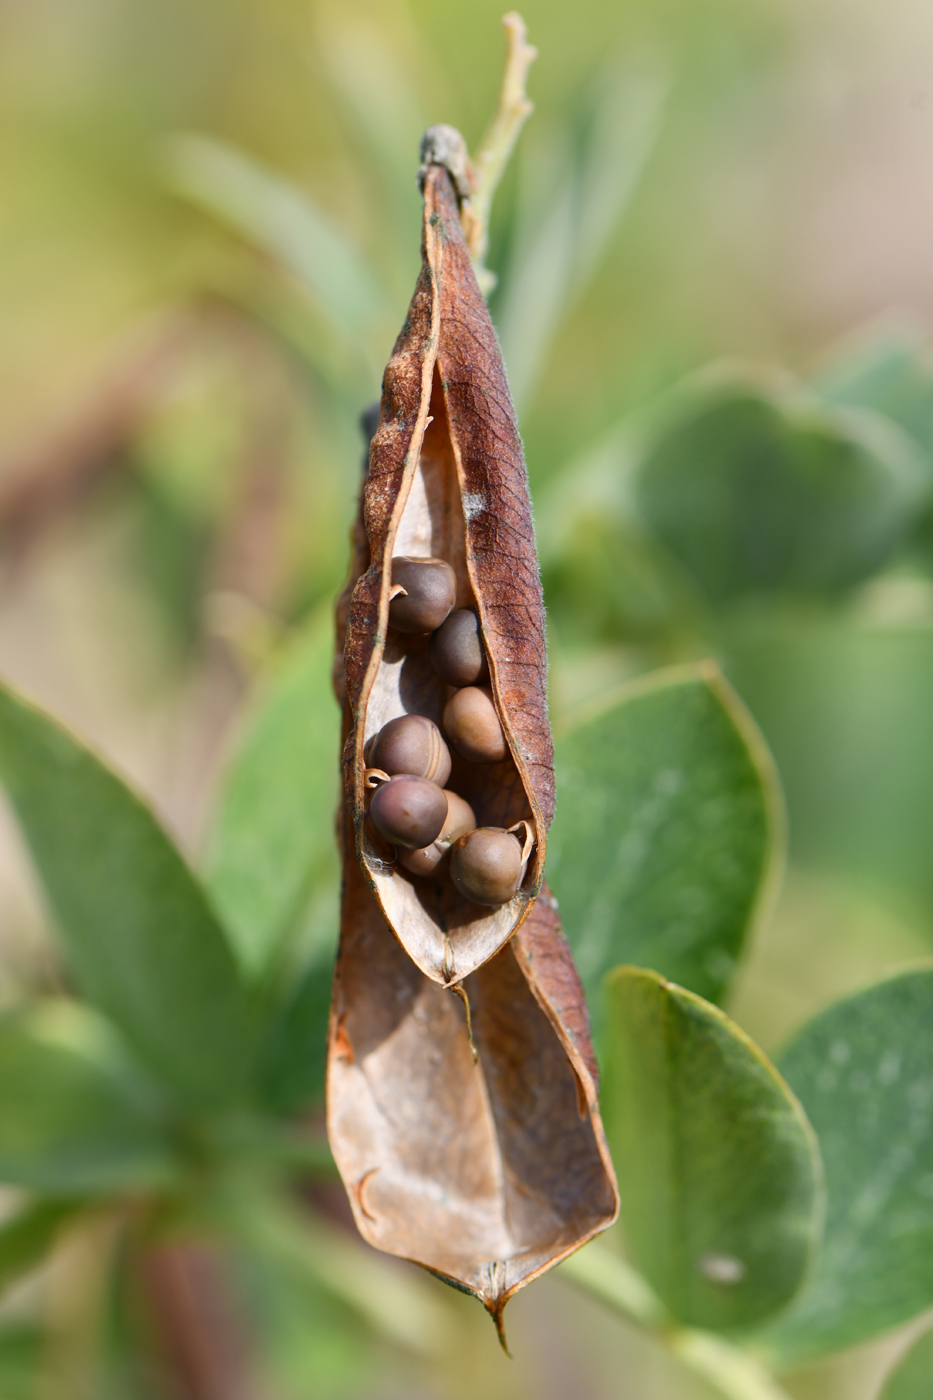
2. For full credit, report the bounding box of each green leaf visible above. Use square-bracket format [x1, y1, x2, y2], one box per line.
[0, 680, 253, 1108]
[254, 953, 332, 1114]
[204, 611, 340, 977]
[635, 379, 928, 602]
[812, 328, 933, 569]
[878, 1326, 933, 1400]
[548, 663, 781, 1009]
[0, 1200, 82, 1296]
[163, 135, 388, 348]
[0, 1002, 175, 1194]
[0, 1328, 41, 1400]
[725, 620, 933, 928]
[813, 324, 933, 461]
[603, 967, 822, 1332]
[764, 968, 933, 1363]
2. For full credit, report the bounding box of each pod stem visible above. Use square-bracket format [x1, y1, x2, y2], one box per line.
[449, 983, 478, 1064]
[462, 13, 537, 293]
[417, 15, 534, 294]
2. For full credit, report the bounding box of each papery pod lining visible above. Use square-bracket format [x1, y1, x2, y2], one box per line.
[341, 164, 552, 987]
[327, 824, 618, 1321]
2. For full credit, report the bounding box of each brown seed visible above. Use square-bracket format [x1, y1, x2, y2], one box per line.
[370, 775, 448, 849]
[389, 557, 457, 633]
[449, 827, 524, 907]
[369, 715, 451, 787]
[442, 685, 507, 764]
[398, 790, 476, 877]
[429, 608, 489, 687]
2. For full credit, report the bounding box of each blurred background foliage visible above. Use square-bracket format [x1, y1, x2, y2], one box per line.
[3, 0, 933, 1396]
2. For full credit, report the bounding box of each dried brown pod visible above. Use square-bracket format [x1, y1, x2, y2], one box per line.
[329, 122, 618, 1331]
[340, 136, 554, 986]
[328, 819, 618, 1331]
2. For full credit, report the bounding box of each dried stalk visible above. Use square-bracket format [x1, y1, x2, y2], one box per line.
[461, 12, 538, 294]
[140, 1241, 256, 1400]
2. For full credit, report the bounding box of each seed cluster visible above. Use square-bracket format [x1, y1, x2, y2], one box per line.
[363, 556, 531, 907]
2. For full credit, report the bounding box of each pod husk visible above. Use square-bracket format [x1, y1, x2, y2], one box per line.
[328, 808, 618, 1325]
[341, 158, 553, 986]
[329, 145, 618, 1324]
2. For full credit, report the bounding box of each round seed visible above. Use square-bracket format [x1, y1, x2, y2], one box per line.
[442, 686, 507, 764]
[388, 557, 457, 633]
[398, 791, 476, 877]
[370, 775, 448, 849]
[369, 715, 451, 787]
[429, 609, 489, 687]
[449, 827, 524, 907]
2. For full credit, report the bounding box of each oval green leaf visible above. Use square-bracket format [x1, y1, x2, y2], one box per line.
[204, 611, 340, 977]
[0, 1002, 175, 1194]
[549, 663, 781, 1010]
[814, 325, 933, 463]
[0, 680, 252, 1108]
[635, 380, 927, 602]
[764, 968, 933, 1364]
[603, 966, 822, 1332]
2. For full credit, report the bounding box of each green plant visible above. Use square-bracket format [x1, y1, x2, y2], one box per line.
[4, 9, 933, 1400]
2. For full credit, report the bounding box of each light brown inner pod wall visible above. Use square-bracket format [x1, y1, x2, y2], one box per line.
[341, 164, 554, 987]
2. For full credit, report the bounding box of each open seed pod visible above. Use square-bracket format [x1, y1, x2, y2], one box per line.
[341, 134, 554, 986]
[328, 810, 618, 1332]
[330, 125, 619, 1328]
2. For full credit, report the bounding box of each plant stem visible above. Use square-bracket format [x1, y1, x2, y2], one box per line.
[559, 1239, 666, 1330]
[141, 1241, 256, 1400]
[462, 12, 537, 293]
[561, 1243, 795, 1400]
[668, 1331, 795, 1400]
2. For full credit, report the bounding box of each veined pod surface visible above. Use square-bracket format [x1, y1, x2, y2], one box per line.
[329, 129, 618, 1319]
[329, 807, 618, 1322]
[340, 135, 553, 986]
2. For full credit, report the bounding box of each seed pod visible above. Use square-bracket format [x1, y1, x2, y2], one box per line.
[398, 789, 476, 877]
[329, 123, 618, 1331]
[443, 685, 507, 764]
[369, 714, 451, 786]
[369, 774, 448, 849]
[329, 836, 618, 1327]
[430, 608, 489, 687]
[340, 141, 554, 986]
[449, 826, 524, 906]
[388, 556, 457, 633]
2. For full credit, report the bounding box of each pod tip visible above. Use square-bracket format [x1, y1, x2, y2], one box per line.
[418, 124, 473, 201]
